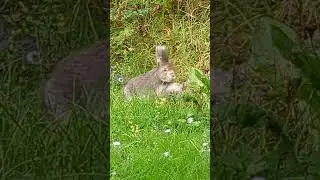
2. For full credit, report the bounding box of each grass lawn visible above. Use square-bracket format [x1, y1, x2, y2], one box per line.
[110, 86, 210, 179]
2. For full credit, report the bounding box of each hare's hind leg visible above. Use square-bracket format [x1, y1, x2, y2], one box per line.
[165, 83, 184, 94]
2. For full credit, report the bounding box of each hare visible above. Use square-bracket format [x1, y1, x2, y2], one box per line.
[124, 45, 184, 100]
[41, 40, 108, 119]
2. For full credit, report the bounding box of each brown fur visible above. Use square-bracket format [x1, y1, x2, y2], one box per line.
[124, 45, 183, 100]
[42, 40, 108, 119]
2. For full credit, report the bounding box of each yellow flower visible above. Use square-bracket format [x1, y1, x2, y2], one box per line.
[131, 124, 140, 133]
[160, 98, 167, 102]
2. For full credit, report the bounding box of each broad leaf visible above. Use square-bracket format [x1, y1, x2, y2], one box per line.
[189, 67, 210, 95]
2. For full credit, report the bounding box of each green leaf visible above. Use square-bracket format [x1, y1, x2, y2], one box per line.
[251, 16, 302, 86]
[189, 68, 210, 94]
[270, 24, 296, 60]
[269, 20, 320, 91]
[267, 17, 320, 116]
[251, 16, 298, 66]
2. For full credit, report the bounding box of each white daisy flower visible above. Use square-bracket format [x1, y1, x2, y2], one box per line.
[113, 141, 121, 147]
[187, 117, 194, 124]
[202, 142, 209, 147]
[163, 151, 169, 157]
[117, 76, 123, 83]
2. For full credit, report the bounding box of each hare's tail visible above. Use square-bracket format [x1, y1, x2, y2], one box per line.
[156, 45, 168, 64]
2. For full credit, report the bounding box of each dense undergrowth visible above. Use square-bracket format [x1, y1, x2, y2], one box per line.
[214, 0, 320, 179]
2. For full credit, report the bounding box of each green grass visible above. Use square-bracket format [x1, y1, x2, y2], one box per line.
[1, 59, 109, 179]
[110, 86, 209, 179]
[1, 0, 108, 179]
[110, 0, 210, 179]
[213, 0, 320, 179]
[1, 76, 109, 179]
[110, 0, 210, 82]
[1, 0, 210, 179]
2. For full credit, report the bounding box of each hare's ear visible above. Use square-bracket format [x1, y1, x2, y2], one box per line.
[156, 45, 169, 65]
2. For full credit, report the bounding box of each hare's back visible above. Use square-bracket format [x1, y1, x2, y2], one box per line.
[50, 41, 108, 87]
[125, 68, 160, 88]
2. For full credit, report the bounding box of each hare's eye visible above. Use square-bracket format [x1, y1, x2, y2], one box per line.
[163, 68, 167, 71]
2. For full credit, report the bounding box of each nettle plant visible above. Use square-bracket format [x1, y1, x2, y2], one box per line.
[252, 16, 320, 118]
[216, 16, 320, 129]
[183, 68, 210, 110]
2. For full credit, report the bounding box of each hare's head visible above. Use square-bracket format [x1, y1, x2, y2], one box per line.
[155, 45, 176, 82]
[157, 63, 176, 83]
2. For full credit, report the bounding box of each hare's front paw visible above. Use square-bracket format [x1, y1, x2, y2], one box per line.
[156, 82, 183, 97]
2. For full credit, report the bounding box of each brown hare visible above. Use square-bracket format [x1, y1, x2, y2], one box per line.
[41, 40, 108, 119]
[124, 45, 183, 101]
